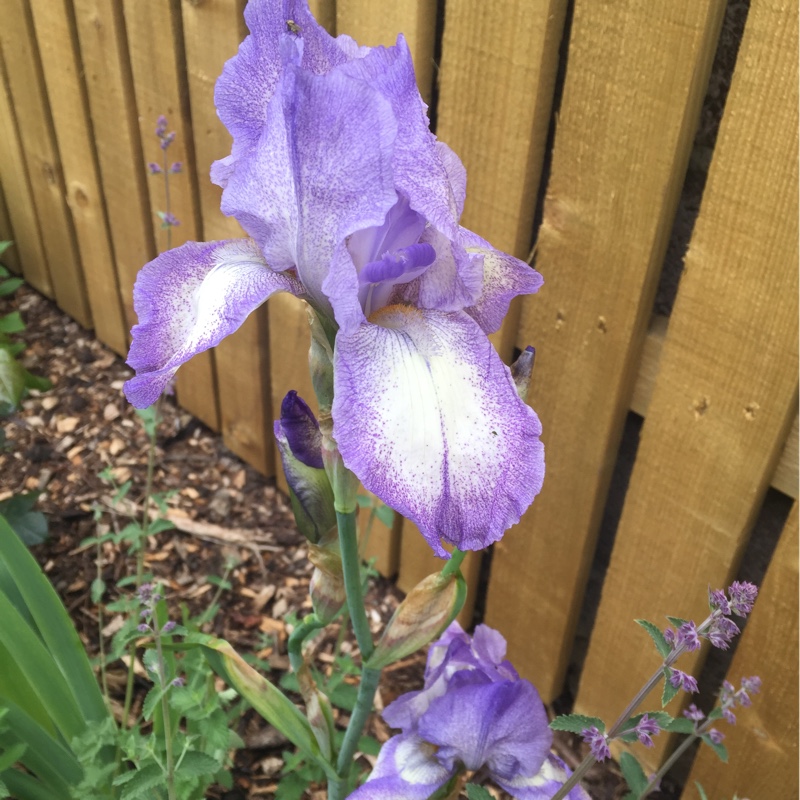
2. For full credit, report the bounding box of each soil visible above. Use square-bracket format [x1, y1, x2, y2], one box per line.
[1, 286, 631, 799]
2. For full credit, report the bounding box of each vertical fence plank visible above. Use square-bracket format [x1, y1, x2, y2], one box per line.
[335, 0, 436, 103]
[307, 0, 336, 35]
[0, 0, 91, 328]
[73, 0, 155, 338]
[181, 0, 274, 474]
[577, 0, 798, 768]
[395, 0, 569, 628]
[123, 0, 219, 430]
[29, 0, 128, 356]
[0, 185, 19, 274]
[685, 503, 798, 799]
[484, 1, 727, 701]
[0, 56, 50, 290]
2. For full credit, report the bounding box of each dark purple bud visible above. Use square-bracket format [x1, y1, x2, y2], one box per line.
[510, 346, 535, 402]
[148, 162, 163, 175]
[727, 581, 758, 617]
[279, 390, 323, 469]
[170, 162, 182, 174]
[581, 727, 610, 762]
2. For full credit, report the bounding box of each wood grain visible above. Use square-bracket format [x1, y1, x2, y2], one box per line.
[335, 0, 436, 104]
[685, 504, 798, 798]
[73, 0, 155, 336]
[0, 185, 19, 274]
[0, 53, 50, 290]
[576, 0, 798, 769]
[123, 0, 219, 429]
[484, 1, 727, 702]
[0, 0, 91, 327]
[30, 0, 128, 356]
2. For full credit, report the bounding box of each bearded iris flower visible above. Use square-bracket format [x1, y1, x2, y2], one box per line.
[348, 623, 588, 800]
[123, 0, 545, 556]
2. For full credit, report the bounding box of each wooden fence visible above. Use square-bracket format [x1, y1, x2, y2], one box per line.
[1, 0, 797, 796]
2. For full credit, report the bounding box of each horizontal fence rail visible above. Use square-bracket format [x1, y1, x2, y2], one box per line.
[0, 0, 796, 796]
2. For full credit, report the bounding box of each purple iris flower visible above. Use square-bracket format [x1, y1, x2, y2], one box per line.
[123, 0, 544, 556]
[347, 623, 588, 800]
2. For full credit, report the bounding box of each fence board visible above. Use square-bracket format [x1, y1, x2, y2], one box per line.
[0, 55, 50, 290]
[335, 0, 436, 104]
[29, 0, 128, 357]
[395, 0, 569, 626]
[0, 186, 19, 275]
[73, 0, 155, 339]
[123, 0, 219, 430]
[685, 503, 798, 799]
[308, 0, 336, 35]
[0, 0, 91, 328]
[484, 1, 727, 702]
[576, 0, 798, 769]
[181, 0, 273, 474]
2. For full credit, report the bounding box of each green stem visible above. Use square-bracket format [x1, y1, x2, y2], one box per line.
[639, 731, 698, 798]
[153, 617, 177, 800]
[337, 509, 374, 661]
[332, 667, 380, 799]
[288, 613, 325, 674]
[136, 398, 161, 586]
[441, 547, 467, 578]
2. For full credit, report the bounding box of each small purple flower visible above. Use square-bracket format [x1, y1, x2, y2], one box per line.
[349, 623, 588, 800]
[160, 212, 180, 228]
[148, 162, 163, 175]
[162, 620, 177, 634]
[677, 621, 701, 652]
[137, 623, 151, 633]
[155, 115, 168, 136]
[708, 587, 731, 615]
[171, 676, 185, 687]
[722, 707, 737, 725]
[581, 726, 610, 762]
[169, 162, 183, 174]
[633, 714, 660, 748]
[124, 0, 545, 557]
[707, 728, 725, 745]
[663, 627, 677, 647]
[706, 616, 740, 649]
[668, 669, 698, 694]
[740, 675, 762, 695]
[159, 131, 176, 150]
[727, 581, 758, 617]
[683, 704, 705, 722]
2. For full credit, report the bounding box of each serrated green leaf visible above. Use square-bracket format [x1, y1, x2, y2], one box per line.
[90, 578, 106, 604]
[699, 734, 728, 763]
[142, 685, 169, 721]
[635, 619, 671, 658]
[0, 348, 26, 410]
[707, 706, 724, 721]
[466, 785, 494, 800]
[275, 771, 309, 800]
[618, 752, 648, 794]
[175, 750, 220, 777]
[116, 763, 165, 799]
[666, 616, 689, 629]
[549, 713, 605, 734]
[146, 518, 175, 535]
[662, 669, 680, 707]
[665, 717, 696, 734]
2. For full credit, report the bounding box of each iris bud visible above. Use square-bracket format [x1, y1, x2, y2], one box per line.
[274, 392, 336, 543]
[308, 529, 346, 624]
[366, 570, 466, 670]
[510, 345, 535, 402]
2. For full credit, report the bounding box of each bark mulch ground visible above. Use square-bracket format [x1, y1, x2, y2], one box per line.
[1, 286, 639, 799]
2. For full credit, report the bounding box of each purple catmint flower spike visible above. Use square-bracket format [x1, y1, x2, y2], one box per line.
[677, 621, 701, 651]
[727, 581, 758, 617]
[668, 669, 698, 693]
[581, 727, 611, 762]
[633, 714, 660, 748]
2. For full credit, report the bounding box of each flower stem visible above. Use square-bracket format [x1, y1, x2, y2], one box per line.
[337, 508, 374, 661]
[153, 615, 177, 800]
[638, 732, 697, 798]
[288, 613, 325, 674]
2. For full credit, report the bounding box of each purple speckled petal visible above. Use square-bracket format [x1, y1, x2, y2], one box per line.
[124, 239, 302, 408]
[499, 754, 592, 800]
[460, 227, 544, 334]
[419, 677, 551, 778]
[346, 734, 452, 800]
[332, 307, 544, 556]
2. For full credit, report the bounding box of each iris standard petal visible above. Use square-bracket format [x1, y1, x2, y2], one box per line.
[418, 678, 551, 779]
[460, 227, 544, 334]
[346, 734, 453, 800]
[332, 306, 544, 556]
[124, 239, 302, 408]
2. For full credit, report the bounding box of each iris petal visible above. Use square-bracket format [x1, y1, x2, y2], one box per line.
[332, 307, 544, 555]
[124, 238, 302, 408]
